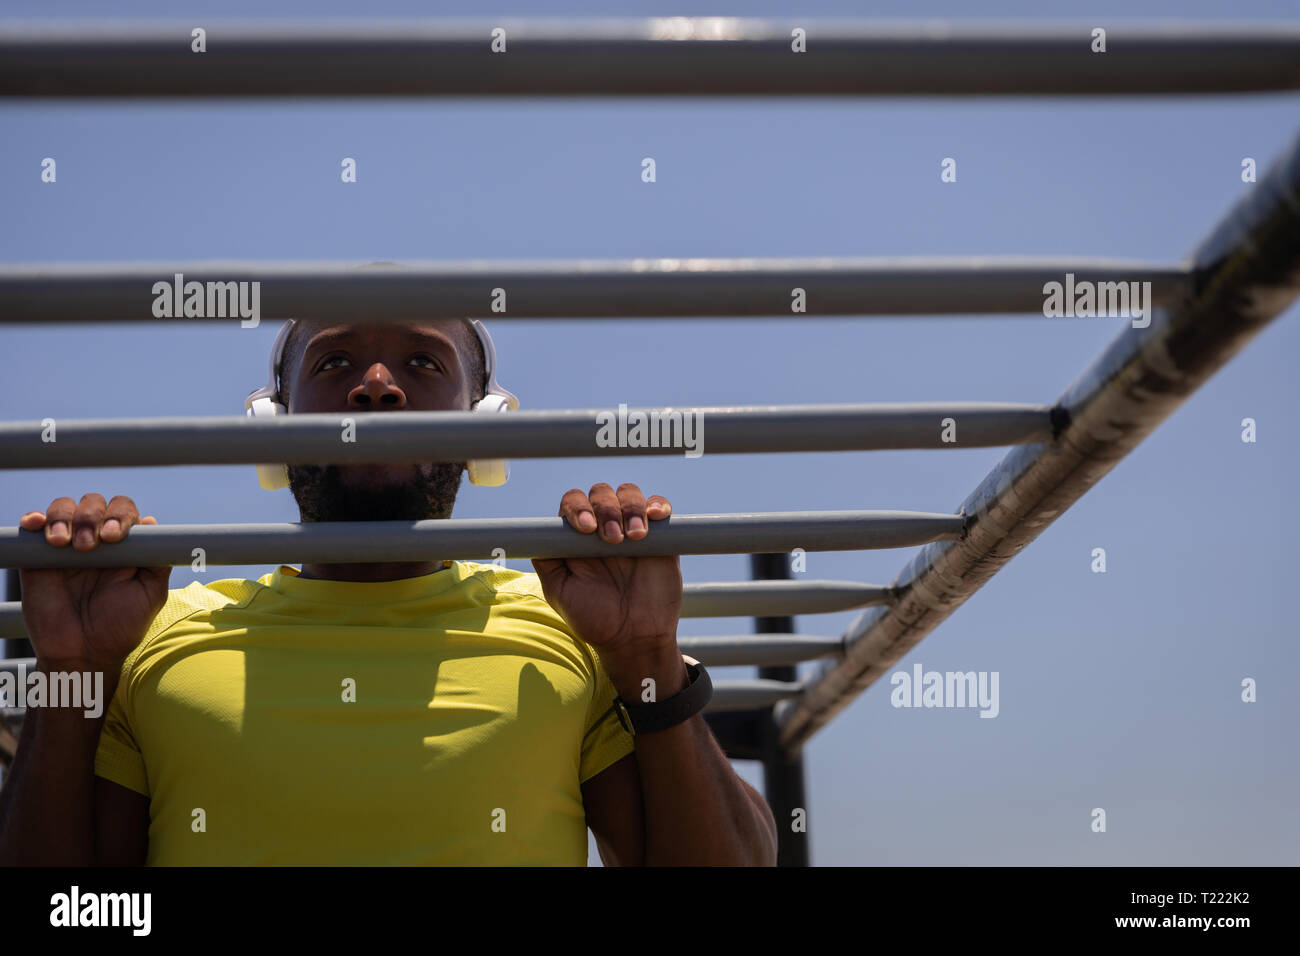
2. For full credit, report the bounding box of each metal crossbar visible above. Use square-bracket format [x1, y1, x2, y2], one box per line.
[0, 404, 1053, 468]
[676, 636, 840, 667]
[0, 639, 837, 671]
[0, 580, 895, 639]
[0, 257, 1187, 322]
[0, 511, 966, 569]
[0, 658, 798, 716]
[679, 579, 892, 617]
[2, 19, 1298, 97]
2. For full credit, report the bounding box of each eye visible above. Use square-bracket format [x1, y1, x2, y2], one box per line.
[410, 354, 444, 371]
[319, 355, 350, 371]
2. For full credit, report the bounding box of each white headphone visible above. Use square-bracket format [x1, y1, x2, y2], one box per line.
[243, 318, 520, 490]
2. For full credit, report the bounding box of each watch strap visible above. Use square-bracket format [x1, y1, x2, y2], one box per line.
[612, 659, 712, 736]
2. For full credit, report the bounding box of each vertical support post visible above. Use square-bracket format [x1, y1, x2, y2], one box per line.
[4, 569, 30, 659]
[751, 552, 809, 866]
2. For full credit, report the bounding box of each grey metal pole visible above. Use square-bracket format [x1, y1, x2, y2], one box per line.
[0, 257, 1188, 322]
[2, 20, 1298, 97]
[752, 552, 810, 867]
[0, 511, 965, 569]
[778, 129, 1300, 754]
[0, 610, 842, 665]
[679, 579, 891, 618]
[0, 581, 887, 638]
[707, 680, 804, 712]
[676, 635, 840, 667]
[0, 404, 1054, 469]
[0, 653, 794, 713]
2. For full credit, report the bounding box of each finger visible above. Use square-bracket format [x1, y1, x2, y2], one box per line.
[19, 510, 48, 531]
[100, 495, 144, 542]
[616, 483, 649, 540]
[136, 516, 170, 588]
[586, 482, 624, 543]
[646, 495, 673, 520]
[557, 488, 597, 533]
[42, 497, 77, 547]
[71, 493, 109, 551]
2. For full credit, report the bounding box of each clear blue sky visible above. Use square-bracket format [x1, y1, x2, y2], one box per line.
[3, 0, 1297, 865]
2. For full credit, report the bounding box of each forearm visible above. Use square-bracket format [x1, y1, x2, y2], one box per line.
[0, 662, 113, 866]
[606, 647, 778, 866]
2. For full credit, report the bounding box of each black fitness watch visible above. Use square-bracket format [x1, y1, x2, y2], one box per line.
[611, 658, 713, 736]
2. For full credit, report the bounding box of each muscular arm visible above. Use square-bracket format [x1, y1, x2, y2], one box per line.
[584, 651, 778, 867]
[0, 677, 105, 866]
[4, 496, 164, 866]
[545, 484, 778, 866]
[95, 776, 150, 866]
[0, 662, 150, 867]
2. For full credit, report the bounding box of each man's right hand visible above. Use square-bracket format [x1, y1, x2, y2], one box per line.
[17, 494, 171, 671]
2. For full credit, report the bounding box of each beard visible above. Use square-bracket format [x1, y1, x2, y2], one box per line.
[289, 461, 465, 523]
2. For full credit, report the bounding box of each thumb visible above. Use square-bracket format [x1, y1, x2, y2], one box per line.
[138, 565, 173, 603]
[530, 558, 568, 594]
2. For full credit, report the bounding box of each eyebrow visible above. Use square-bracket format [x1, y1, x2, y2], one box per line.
[302, 327, 460, 367]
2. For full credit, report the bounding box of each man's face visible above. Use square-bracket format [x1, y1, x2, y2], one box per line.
[285, 320, 475, 523]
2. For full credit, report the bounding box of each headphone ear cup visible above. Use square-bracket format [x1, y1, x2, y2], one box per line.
[466, 393, 511, 486]
[256, 463, 291, 491]
[466, 458, 509, 487]
[246, 396, 290, 490]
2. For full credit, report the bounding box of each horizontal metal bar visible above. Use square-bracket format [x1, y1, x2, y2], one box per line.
[677, 635, 840, 666]
[680, 579, 891, 618]
[0, 581, 890, 638]
[2, 19, 1298, 97]
[0, 510, 964, 569]
[0, 670, 800, 720]
[0, 258, 1190, 322]
[777, 129, 1300, 756]
[0, 638, 835, 677]
[0, 404, 1054, 469]
[705, 680, 803, 713]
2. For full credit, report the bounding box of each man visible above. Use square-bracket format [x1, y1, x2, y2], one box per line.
[0, 316, 778, 866]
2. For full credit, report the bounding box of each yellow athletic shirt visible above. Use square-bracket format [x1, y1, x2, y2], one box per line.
[93, 561, 636, 865]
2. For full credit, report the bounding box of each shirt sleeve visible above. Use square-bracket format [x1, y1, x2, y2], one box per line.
[93, 649, 150, 797]
[579, 647, 636, 784]
[91, 583, 217, 797]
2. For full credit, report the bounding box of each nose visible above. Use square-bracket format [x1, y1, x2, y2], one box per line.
[348, 363, 408, 409]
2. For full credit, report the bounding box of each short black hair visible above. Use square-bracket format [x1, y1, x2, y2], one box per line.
[278, 318, 486, 410]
